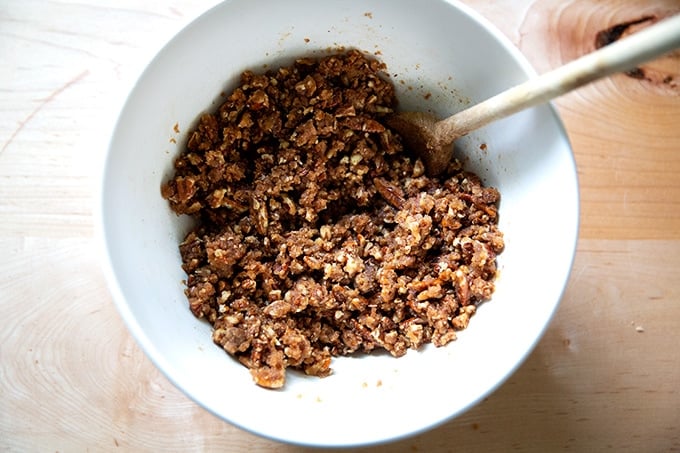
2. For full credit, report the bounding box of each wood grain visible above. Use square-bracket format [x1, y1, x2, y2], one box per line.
[1, 1, 680, 451]
[511, 0, 680, 240]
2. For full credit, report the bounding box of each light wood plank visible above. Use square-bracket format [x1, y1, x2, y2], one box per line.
[2, 0, 680, 451]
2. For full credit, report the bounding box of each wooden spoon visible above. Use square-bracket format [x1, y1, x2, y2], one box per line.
[388, 14, 680, 176]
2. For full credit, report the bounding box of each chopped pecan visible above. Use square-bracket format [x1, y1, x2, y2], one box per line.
[374, 177, 406, 209]
[161, 50, 504, 389]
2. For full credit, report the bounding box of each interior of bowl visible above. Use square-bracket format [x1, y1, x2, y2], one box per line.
[100, 0, 579, 447]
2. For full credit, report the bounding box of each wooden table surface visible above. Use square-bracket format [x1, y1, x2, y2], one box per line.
[2, 1, 679, 451]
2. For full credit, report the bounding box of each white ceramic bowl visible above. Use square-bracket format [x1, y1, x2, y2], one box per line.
[100, 0, 579, 447]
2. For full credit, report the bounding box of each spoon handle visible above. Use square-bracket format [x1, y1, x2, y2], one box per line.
[437, 13, 680, 140]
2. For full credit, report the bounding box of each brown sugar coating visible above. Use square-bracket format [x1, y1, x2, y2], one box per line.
[161, 50, 504, 388]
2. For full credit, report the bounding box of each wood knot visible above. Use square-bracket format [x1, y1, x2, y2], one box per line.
[595, 14, 680, 94]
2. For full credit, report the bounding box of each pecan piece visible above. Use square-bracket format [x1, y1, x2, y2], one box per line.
[374, 177, 406, 209]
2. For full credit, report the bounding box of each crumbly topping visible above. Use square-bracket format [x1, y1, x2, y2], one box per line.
[162, 50, 504, 388]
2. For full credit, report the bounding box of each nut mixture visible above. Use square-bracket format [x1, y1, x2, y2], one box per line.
[161, 50, 504, 388]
